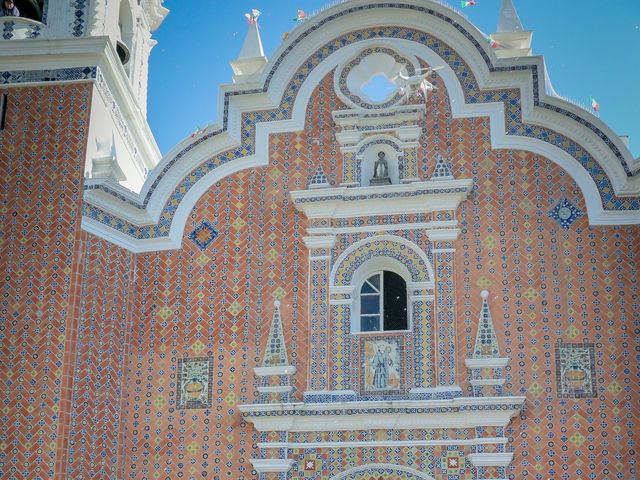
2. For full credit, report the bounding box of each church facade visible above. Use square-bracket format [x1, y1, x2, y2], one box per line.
[0, 1, 638, 479]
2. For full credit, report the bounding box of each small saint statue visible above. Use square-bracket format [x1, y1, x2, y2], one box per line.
[371, 151, 392, 185]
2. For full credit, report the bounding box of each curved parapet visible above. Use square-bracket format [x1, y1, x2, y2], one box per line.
[81, 0, 640, 252]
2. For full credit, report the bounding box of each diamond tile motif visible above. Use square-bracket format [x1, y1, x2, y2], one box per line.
[548, 198, 584, 229]
[188, 220, 219, 250]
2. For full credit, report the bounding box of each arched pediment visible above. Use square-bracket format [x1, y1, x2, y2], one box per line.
[331, 235, 433, 286]
[82, 0, 640, 252]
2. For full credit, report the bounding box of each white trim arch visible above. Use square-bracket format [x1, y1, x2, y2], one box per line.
[330, 235, 434, 288]
[329, 463, 436, 480]
[82, 0, 640, 252]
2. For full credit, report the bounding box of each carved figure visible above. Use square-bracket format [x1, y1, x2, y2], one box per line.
[372, 346, 393, 389]
[374, 151, 389, 179]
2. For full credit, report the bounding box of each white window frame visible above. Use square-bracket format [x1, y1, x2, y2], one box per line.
[352, 262, 411, 334]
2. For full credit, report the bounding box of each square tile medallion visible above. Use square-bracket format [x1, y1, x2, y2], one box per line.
[176, 356, 213, 409]
[555, 342, 597, 398]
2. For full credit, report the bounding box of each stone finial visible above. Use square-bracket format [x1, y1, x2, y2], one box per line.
[262, 300, 289, 367]
[430, 153, 454, 180]
[490, 0, 532, 59]
[472, 290, 501, 358]
[230, 9, 268, 83]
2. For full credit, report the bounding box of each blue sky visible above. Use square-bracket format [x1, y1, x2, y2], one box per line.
[147, 0, 640, 157]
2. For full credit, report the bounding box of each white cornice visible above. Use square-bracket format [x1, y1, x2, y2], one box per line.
[303, 235, 337, 249]
[256, 385, 293, 394]
[258, 436, 508, 450]
[239, 396, 526, 432]
[250, 459, 295, 474]
[465, 357, 511, 369]
[291, 179, 473, 220]
[467, 452, 514, 467]
[254, 366, 297, 377]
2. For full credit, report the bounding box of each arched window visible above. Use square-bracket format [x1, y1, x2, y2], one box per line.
[117, 0, 134, 68]
[13, 0, 44, 22]
[359, 270, 408, 332]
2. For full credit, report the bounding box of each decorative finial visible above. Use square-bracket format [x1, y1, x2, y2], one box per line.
[244, 9, 261, 25]
[481, 290, 489, 299]
[231, 8, 268, 83]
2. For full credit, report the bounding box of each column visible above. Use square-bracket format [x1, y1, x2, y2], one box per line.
[429, 228, 460, 386]
[303, 235, 336, 393]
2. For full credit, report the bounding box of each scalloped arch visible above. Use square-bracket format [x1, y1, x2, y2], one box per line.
[82, 0, 640, 252]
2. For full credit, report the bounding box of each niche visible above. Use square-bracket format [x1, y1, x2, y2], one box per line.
[359, 143, 401, 187]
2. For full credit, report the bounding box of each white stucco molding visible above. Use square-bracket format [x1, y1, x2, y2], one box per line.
[291, 179, 473, 220]
[303, 235, 337, 250]
[467, 452, 514, 468]
[465, 358, 511, 369]
[250, 459, 295, 474]
[78, 0, 639, 252]
[259, 436, 506, 450]
[254, 366, 297, 377]
[238, 396, 526, 432]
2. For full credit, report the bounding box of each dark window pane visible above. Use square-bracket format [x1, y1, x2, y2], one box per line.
[367, 273, 381, 291]
[361, 315, 380, 332]
[361, 295, 380, 314]
[361, 278, 379, 294]
[383, 271, 408, 330]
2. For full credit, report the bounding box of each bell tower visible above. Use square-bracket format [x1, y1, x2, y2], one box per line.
[0, 0, 168, 190]
[0, 2, 167, 479]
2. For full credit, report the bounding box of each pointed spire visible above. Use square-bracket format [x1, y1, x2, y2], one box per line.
[230, 9, 268, 84]
[308, 164, 330, 189]
[497, 0, 524, 33]
[472, 291, 501, 358]
[430, 153, 454, 180]
[262, 300, 289, 367]
[490, 0, 532, 59]
[238, 18, 265, 59]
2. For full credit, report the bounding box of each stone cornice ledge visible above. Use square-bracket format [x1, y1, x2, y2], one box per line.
[239, 396, 525, 432]
[250, 459, 295, 474]
[467, 452, 514, 468]
[290, 179, 473, 219]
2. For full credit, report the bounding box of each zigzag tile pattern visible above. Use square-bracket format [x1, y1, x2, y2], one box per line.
[0, 84, 92, 479]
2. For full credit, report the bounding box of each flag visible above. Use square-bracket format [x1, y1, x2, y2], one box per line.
[293, 9, 305, 23]
[487, 35, 499, 49]
[461, 0, 476, 7]
[590, 97, 600, 112]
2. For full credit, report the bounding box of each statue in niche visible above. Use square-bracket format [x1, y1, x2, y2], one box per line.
[371, 151, 392, 186]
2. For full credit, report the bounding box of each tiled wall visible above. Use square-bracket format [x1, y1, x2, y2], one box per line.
[65, 234, 137, 479]
[1, 71, 637, 480]
[0, 84, 92, 479]
[113, 71, 639, 479]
